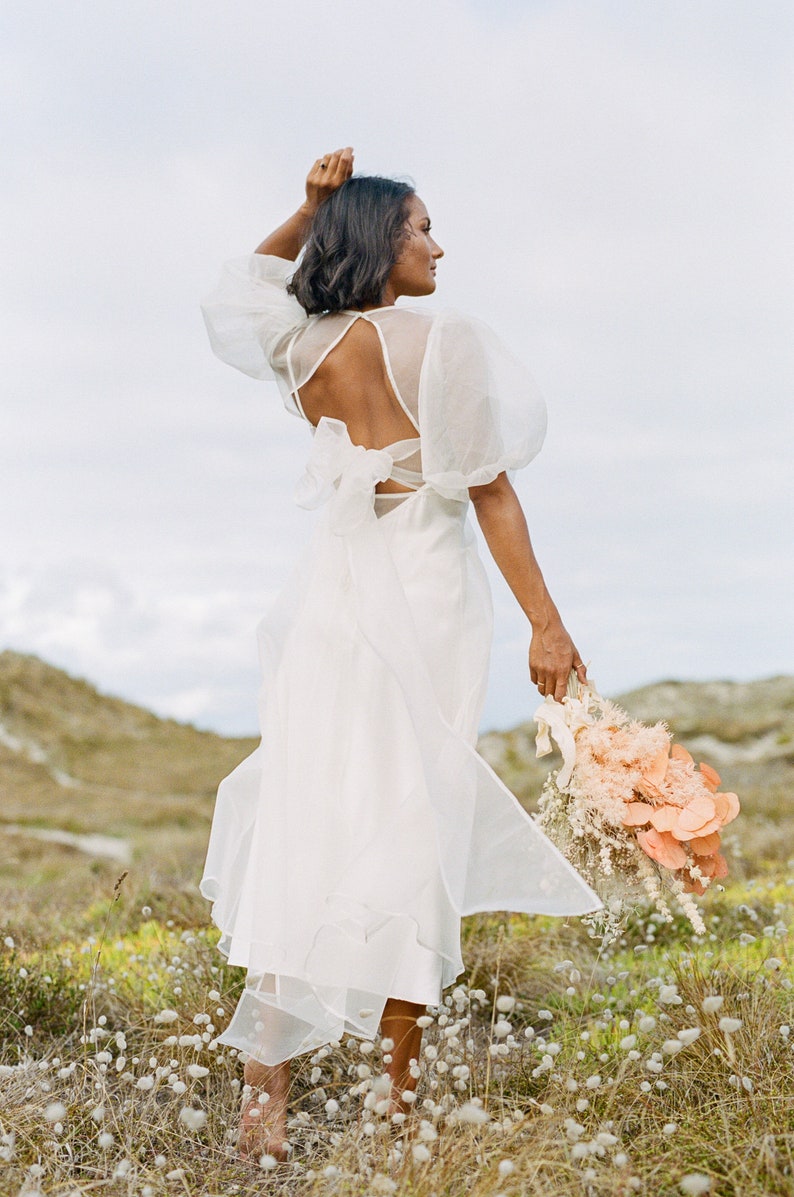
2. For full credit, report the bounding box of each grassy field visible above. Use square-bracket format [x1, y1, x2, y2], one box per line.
[1, 654, 792, 1195]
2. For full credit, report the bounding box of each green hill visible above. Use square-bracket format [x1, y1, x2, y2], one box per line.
[1, 651, 791, 902]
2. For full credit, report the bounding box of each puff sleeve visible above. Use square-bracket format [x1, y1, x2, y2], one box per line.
[418, 310, 547, 498]
[200, 254, 308, 381]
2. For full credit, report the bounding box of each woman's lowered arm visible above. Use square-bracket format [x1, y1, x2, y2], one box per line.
[469, 470, 587, 703]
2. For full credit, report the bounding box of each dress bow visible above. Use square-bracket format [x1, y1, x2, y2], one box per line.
[295, 417, 394, 534]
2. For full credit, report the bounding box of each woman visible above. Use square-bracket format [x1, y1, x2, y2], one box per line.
[200, 147, 601, 1160]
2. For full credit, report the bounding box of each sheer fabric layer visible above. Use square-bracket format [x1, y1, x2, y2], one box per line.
[200, 423, 602, 1066]
[200, 255, 548, 493]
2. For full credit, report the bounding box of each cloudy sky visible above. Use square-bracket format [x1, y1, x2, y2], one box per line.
[2, 0, 792, 736]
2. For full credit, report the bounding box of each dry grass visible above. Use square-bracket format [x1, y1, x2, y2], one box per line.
[1, 656, 793, 1194]
[0, 867, 792, 1197]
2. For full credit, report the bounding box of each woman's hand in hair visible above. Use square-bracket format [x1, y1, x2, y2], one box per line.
[304, 147, 355, 214]
[254, 147, 354, 260]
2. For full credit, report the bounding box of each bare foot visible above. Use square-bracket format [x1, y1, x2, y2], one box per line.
[237, 1060, 291, 1163]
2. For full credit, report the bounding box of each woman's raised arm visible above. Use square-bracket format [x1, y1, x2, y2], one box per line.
[255, 147, 354, 260]
[469, 471, 587, 703]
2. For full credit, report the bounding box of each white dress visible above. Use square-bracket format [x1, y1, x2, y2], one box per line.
[199, 254, 602, 1066]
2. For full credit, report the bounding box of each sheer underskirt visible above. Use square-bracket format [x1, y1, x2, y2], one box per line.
[200, 486, 601, 1065]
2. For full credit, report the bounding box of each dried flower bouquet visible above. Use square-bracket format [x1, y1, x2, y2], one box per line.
[533, 675, 740, 936]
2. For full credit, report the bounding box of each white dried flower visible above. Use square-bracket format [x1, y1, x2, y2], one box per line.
[658, 985, 681, 1005]
[153, 1010, 179, 1024]
[456, 1101, 490, 1124]
[178, 1107, 207, 1130]
[678, 1027, 701, 1045]
[187, 1064, 209, 1079]
[136, 1076, 155, 1090]
[719, 1018, 743, 1034]
[701, 996, 724, 1014]
[44, 1102, 66, 1123]
[638, 1016, 656, 1033]
[98, 1132, 114, 1149]
[496, 995, 516, 1013]
[679, 1174, 711, 1195]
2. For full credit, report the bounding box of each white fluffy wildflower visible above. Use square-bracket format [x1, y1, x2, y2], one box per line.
[678, 1027, 701, 1045]
[178, 1107, 207, 1130]
[153, 1010, 179, 1024]
[658, 985, 681, 1005]
[495, 995, 515, 1013]
[187, 1064, 210, 1079]
[679, 1174, 711, 1195]
[638, 1015, 656, 1033]
[412, 1143, 432, 1163]
[564, 1119, 585, 1141]
[719, 1018, 743, 1034]
[98, 1132, 114, 1149]
[701, 995, 724, 1014]
[135, 1076, 155, 1091]
[43, 1102, 66, 1123]
[455, 1101, 490, 1125]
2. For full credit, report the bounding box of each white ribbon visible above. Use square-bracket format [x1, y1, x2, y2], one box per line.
[294, 417, 394, 535]
[533, 681, 599, 791]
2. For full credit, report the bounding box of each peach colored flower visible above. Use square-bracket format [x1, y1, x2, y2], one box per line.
[699, 762, 721, 792]
[649, 805, 679, 833]
[671, 794, 720, 840]
[636, 828, 687, 870]
[622, 801, 654, 827]
[688, 831, 722, 856]
[714, 792, 740, 824]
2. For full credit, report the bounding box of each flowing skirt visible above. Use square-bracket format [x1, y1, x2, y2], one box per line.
[200, 485, 601, 1065]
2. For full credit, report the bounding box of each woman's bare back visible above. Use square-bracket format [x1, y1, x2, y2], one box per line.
[295, 315, 423, 495]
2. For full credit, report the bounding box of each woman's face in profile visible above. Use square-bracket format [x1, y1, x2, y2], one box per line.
[388, 195, 444, 299]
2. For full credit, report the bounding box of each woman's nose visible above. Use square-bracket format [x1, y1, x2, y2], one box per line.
[432, 241, 444, 259]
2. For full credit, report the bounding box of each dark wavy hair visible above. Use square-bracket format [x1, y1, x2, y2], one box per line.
[288, 176, 415, 314]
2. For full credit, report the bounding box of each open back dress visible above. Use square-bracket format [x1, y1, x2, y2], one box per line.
[199, 254, 602, 1067]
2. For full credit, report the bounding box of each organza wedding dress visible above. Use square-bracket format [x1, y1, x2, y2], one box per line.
[199, 254, 601, 1066]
